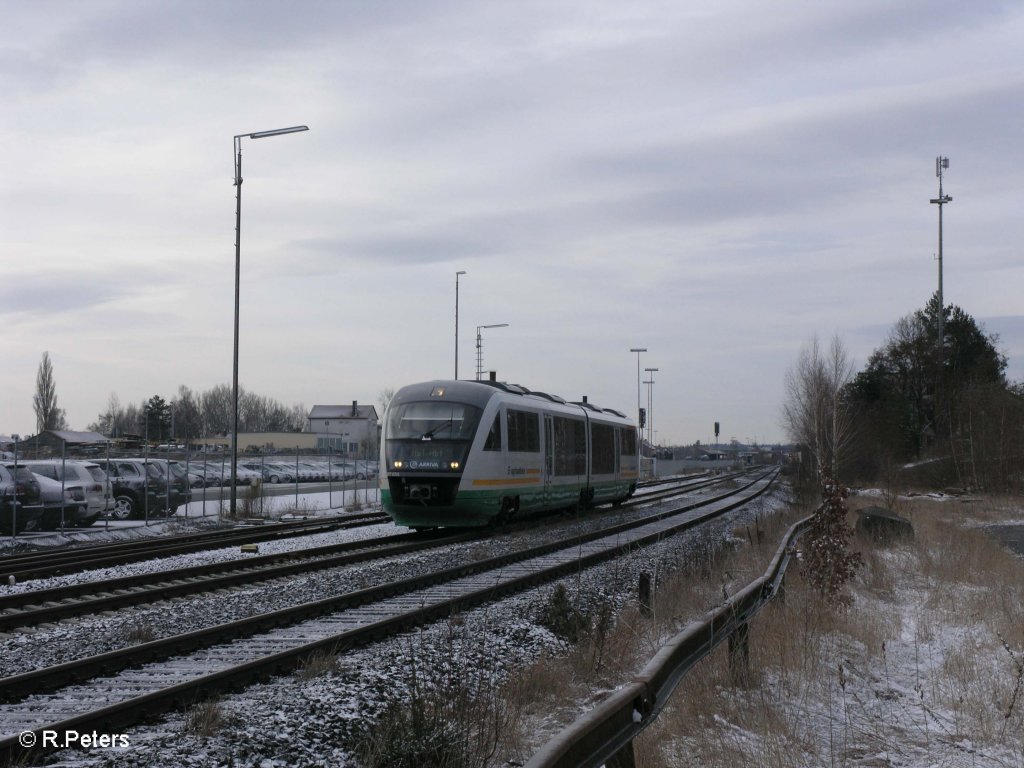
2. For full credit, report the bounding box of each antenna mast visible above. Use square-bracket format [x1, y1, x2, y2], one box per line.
[930, 156, 952, 355]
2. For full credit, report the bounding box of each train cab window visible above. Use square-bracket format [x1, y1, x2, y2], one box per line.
[483, 414, 502, 451]
[386, 401, 482, 440]
[507, 409, 540, 453]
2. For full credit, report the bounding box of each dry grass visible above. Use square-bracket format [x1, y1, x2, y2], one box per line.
[298, 648, 339, 681]
[182, 697, 224, 738]
[125, 620, 156, 644]
[633, 494, 1024, 767]
[501, 491, 1024, 767]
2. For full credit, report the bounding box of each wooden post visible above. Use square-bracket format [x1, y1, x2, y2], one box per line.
[639, 572, 652, 617]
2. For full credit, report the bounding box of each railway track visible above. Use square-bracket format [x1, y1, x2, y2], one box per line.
[0, 471, 729, 633]
[0, 468, 776, 762]
[0, 511, 390, 585]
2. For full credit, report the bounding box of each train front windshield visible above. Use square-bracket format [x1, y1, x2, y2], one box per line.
[385, 401, 482, 471]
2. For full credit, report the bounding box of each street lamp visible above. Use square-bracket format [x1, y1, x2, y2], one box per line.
[231, 124, 308, 517]
[629, 348, 646, 478]
[455, 271, 466, 379]
[644, 367, 659, 451]
[476, 324, 509, 380]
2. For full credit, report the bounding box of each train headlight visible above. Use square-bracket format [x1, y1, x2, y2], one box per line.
[449, 461, 460, 470]
[393, 460, 404, 469]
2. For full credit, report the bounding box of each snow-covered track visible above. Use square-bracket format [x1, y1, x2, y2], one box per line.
[0, 469, 776, 762]
[0, 512, 388, 584]
[0, 473, 728, 633]
[0, 528, 478, 633]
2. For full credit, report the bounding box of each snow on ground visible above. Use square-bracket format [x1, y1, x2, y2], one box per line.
[0, 490, 392, 596]
[20, 481, 1018, 767]
[651, 498, 1024, 768]
[27, 485, 782, 767]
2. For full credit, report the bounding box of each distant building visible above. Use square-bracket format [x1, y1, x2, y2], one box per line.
[192, 432, 317, 454]
[308, 402, 380, 455]
[15, 430, 109, 457]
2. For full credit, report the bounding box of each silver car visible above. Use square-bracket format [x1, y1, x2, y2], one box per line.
[24, 460, 109, 523]
[31, 473, 92, 529]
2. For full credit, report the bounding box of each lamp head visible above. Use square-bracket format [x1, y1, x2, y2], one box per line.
[248, 125, 309, 139]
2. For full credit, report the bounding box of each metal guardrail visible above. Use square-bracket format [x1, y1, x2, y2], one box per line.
[525, 514, 813, 768]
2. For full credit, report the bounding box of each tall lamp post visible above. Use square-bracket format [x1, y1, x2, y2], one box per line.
[231, 124, 308, 517]
[454, 270, 466, 379]
[629, 348, 646, 478]
[644, 366, 659, 451]
[476, 324, 509, 380]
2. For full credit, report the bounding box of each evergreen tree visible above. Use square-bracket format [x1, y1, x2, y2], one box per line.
[143, 395, 172, 441]
[845, 294, 1012, 486]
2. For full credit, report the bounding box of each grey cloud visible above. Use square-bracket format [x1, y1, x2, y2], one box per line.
[292, 233, 495, 267]
[0, 270, 153, 320]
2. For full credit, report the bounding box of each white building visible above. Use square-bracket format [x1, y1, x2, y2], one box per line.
[308, 402, 380, 456]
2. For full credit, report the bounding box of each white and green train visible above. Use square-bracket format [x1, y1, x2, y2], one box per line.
[380, 379, 639, 528]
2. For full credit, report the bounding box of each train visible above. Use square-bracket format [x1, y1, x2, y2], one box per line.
[380, 379, 639, 528]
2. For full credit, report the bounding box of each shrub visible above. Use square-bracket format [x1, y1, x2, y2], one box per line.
[799, 469, 863, 605]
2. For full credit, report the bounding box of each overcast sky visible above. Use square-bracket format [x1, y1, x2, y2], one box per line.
[2, 0, 1022, 445]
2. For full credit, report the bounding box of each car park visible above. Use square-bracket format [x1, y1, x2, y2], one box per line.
[23, 460, 110, 524]
[0, 463, 45, 533]
[143, 459, 193, 512]
[233, 465, 262, 485]
[31, 474, 91, 529]
[260, 462, 295, 484]
[90, 459, 168, 520]
[348, 459, 378, 480]
[240, 461, 285, 484]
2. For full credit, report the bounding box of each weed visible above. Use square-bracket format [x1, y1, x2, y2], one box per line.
[540, 584, 590, 645]
[183, 697, 223, 738]
[356, 625, 511, 768]
[125, 620, 155, 643]
[298, 648, 339, 681]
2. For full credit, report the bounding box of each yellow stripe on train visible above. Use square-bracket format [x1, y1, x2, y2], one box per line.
[471, 477, 543, 487]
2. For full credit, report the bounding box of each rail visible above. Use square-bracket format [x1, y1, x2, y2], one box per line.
[525, 513, 813, 768]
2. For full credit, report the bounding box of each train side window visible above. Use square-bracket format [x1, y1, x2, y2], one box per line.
[507, 409, 540, 452]
[620, 427, 637, 456]
[591, 424, 615, 474]
[553, 417, 586, 475]
[483, 414, 502, 451]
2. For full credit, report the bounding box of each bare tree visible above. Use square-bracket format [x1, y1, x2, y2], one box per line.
[379, 387, 396, 415]
[781, 334, 855, 480]
[172, 385, 203, 442]
[201, 384, 234, 435]
[33, 351, 67, 432]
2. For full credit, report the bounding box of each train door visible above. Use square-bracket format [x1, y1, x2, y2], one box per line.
[543, 414, 554, 504]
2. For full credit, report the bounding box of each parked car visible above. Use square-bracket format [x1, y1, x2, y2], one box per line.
[326, 461, 356, 481]
[187, 468, 204, 488]
[262, 462, 295, 484]
[352, 460, 379, 480]
[239, 461, 286, 484]
[192, 464, 226, 486]
[90, 459, 167, 520]
[142, 459, 193, 513]
[0, 463, 45, 533]
[23, 460, 110, 524]
[31, 474, 90, 529]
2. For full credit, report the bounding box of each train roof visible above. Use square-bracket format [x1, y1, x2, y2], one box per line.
[391, 380, 632, 422]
